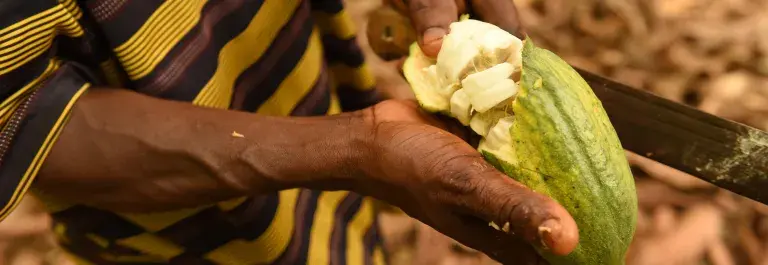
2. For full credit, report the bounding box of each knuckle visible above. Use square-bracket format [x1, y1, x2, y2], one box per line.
[429, 154, 483, 195]
[503, 196, 531, 222]
[499, 192, 557, 236]
[440, 164, 479, 195]
[407, 0, 457, 27]
[431, 157, 507, 217]
[498, 197, 532, 237]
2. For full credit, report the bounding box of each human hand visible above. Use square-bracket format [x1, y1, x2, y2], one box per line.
[385, 0, 526, 58]
[356, 99, 578, 264]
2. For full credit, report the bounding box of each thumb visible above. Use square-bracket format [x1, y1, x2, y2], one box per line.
[405, 0, 465, 57]
[444, 158, 580, 256]
[469, 0, 526, 38]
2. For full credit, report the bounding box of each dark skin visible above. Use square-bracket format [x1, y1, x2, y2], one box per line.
[36, 1, 578, 264]
[388, 0, 526, 57]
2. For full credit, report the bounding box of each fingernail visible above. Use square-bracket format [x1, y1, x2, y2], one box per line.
[538, 219, 561, 250]
[422, 27, 447, 56]
[423, 27, 447, 44]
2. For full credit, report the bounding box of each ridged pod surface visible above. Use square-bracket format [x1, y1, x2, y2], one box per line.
[402, 19, 638, 265]
[483, 39, 637, 265]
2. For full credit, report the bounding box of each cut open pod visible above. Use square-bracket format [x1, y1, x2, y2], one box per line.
[402, 17, 638, 265]
[402, 16, 523, 157]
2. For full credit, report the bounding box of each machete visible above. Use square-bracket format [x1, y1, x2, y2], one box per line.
[365, 7, 768, 204]
[578, 69, 768, 203]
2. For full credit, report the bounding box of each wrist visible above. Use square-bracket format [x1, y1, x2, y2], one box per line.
[235, 109, 376, 193]
[309, 109, 376, 191]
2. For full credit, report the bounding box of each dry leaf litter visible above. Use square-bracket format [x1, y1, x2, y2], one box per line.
[3, 0, 768, 264]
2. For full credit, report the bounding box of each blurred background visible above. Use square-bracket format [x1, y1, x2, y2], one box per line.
[3, 0, 768, 264]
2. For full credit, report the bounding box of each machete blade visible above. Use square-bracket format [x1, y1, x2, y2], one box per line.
[577, 68, 768, 204]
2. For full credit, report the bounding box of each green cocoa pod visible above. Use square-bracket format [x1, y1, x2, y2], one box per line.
[402, 17, 638, 265]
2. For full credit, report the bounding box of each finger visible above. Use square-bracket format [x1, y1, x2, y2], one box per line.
[431, 209, 547, 265]
[469, 0, 526, 38]
[383, 0, 410, 14]
[436, 157, 580, 256]
[432, 114, 474, 142]
[380, 99, 473, 140]
[406, 0, 464, 57]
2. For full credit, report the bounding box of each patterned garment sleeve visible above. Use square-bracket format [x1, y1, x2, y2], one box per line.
[0, 0, 96, 222]
[310, 0, 384, 112]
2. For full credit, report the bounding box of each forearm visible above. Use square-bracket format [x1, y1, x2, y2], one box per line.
[36, 88, 372, 212]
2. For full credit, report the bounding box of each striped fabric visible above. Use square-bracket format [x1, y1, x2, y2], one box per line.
[0, 0, 386, 264]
